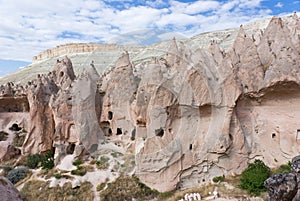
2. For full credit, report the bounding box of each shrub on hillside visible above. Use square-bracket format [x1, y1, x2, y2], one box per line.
[273, 161, 291, 175]
[6, 167, 29, 184]
[26, 151, 54, 169]
[239, 159, 270, 195]
[213, 175, 225, 183]
[41, 151, 54, 169]
[100, 176, 158, 201]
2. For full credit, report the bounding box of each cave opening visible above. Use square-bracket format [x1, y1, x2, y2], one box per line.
[108, 111, 113, 120]
[117, 128, 122, 135]
[297, 129, 300, 141]
[131, 128, 136, 140]
[155, 128, 164, 137]
[67, 143, 76, 154]
[9, 123, 22, 131]
[189, 144, 193, 150]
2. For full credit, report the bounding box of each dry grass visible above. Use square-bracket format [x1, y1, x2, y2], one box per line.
[163, 175, 268, 201]
[82, 164, 95, 172]
[100, 175, 159, 201]
[0, 177, 8, 186]
[0, 131, 8, 141]
[21, 180, 94, 201]
[13, 134, 26, 147]
[37, 168, 57, 179]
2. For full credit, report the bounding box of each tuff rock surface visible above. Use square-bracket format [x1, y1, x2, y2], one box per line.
[0, 14, 299, 192]
[0, 176, 24, 201]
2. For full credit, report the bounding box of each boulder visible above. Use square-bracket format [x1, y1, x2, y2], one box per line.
[0, 176, 24, 201]
[265, 173, 298, 201]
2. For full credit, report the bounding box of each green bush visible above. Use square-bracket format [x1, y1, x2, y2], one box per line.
[54, 173, 62, 179]
[26, 151, 54, 169]
[239, 159, 270, 195]
[71, 166, 86, 176]
[273, 161, 291, 175]
[96, 156, 110, 169]
[213, 175, 225, 183]
[27, 154, 43, 169]
[41, 151, 54, 169]
[6, 167, 29, 184]
[72, 159, 83, 166]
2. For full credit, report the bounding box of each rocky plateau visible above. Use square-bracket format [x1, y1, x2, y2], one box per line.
[0, 13, 299, 199]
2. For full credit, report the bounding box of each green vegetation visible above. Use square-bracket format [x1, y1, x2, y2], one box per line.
[13, 134, 26, 147]
[239, 159, 270, 195]
[96, 156, 109, 169]
[26, 151, 54, 170]
[0, 131, 8, 141]
[213, 175, 225, 183]
[96, 183, 106, 191]
[21, 180, 94, 201]
[27, 154, 42, 169]
[100, 175, 158, 201]
[72, 159, 83, 167]
[71, 166, 86, 176]
[41, 151, 54, 169]
[54, 173, 62, 179]
[111, 152, 123, 158]
[272, 161, 291, 175]
[6, 167, 29, 184]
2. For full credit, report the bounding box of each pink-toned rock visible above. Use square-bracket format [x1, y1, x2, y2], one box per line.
[0, 176, 24, 201]
[0, 13, 299, 193]
[0, 141, 20, 162]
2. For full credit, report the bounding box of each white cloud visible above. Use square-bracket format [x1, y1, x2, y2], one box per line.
[275, 2, 284, 8]
[0, 0, 296, 62]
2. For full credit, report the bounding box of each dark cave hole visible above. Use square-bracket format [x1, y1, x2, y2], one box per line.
[117, 128, 122, 135]
[67, 143, 76, 154]
[9, 123, 22, 131]
[155, 128, 164, 137]
[131, 129, 136, 141]
[272, 133, 276, 138]
[189, 144, 193, 150]
[108, 111, 113, 120]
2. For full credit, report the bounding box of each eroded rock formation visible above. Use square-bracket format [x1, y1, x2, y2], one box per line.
[0, 14, 299, 192]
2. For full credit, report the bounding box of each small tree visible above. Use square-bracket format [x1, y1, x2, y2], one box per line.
[7, 167, 29, 184]
[239, 159, 270, 195]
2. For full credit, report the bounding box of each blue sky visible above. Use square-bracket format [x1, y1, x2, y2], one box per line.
[0, 0, 299, 77]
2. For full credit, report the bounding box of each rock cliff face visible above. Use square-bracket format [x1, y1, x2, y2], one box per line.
[0, 13, 299, 192]
[32, 43, 125, 63]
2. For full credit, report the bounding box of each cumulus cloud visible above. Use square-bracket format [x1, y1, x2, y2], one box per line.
[0, 0, 297, 62]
